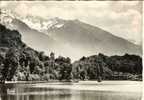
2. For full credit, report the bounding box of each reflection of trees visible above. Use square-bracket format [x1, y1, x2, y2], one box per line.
[0, 84, 8, 100]
[0, 84, 14, 100]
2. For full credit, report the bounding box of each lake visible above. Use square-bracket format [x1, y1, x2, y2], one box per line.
[0, 81, 142, 100]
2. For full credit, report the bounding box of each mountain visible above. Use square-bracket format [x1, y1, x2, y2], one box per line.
[1, 9, 142, 60]
[47, 18, 142, 56]
[0, 9, 57, 53]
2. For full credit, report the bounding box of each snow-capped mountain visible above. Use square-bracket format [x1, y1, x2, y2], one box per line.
[0, 9, 16, 29]
[22, 16, 65, 33]
[1, 9, 64, 33]
[0, 9, 142, 60]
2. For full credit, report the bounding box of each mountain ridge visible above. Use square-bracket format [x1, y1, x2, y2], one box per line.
[0, 9, 142, 60]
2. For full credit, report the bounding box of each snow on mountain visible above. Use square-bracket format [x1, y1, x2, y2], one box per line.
[21, 16, 64, 33]
[0, 9, 16, 29]
[0, 9, 64, 34]
[55, 24, 64, 28]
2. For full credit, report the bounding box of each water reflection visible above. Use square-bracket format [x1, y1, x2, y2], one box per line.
[0, 83, 141, 100]
[0, 84, 8, 100]
[0, 84, 15, 100]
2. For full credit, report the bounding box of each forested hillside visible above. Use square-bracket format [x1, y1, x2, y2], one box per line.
[0, 24, 142, 83]
[73, 53, 142, 81]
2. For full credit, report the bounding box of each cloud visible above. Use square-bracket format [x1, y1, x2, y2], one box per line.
[0, 1, 142, 45]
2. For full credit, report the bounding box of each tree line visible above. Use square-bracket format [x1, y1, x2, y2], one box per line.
[0, 47, 142, 83]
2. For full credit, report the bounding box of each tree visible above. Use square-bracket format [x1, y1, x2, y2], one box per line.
[55, 56, 72, 81]
[1, 47, 20, 83]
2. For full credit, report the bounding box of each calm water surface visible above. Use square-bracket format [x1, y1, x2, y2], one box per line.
[0, 81, 142, 100]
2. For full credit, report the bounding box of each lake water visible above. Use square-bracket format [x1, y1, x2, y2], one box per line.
[0, 81, 142, 100]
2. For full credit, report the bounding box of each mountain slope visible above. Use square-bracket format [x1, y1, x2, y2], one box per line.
[11, 19, 56, 52]
[47, 19, 141, 56]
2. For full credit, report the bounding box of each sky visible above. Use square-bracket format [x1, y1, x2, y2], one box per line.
[0, 1, 142, 45]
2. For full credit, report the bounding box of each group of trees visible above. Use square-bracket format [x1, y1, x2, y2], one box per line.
[0, 47, 73, 82]
[72, 54, 112, 81]
[72, 53, 142, 81]
[0, 47, 142, 83]
[106, 54, 142, 74]
[16, 48, 73, 81]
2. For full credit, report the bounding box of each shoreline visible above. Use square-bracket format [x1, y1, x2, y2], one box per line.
[3, 80, 142, 84]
